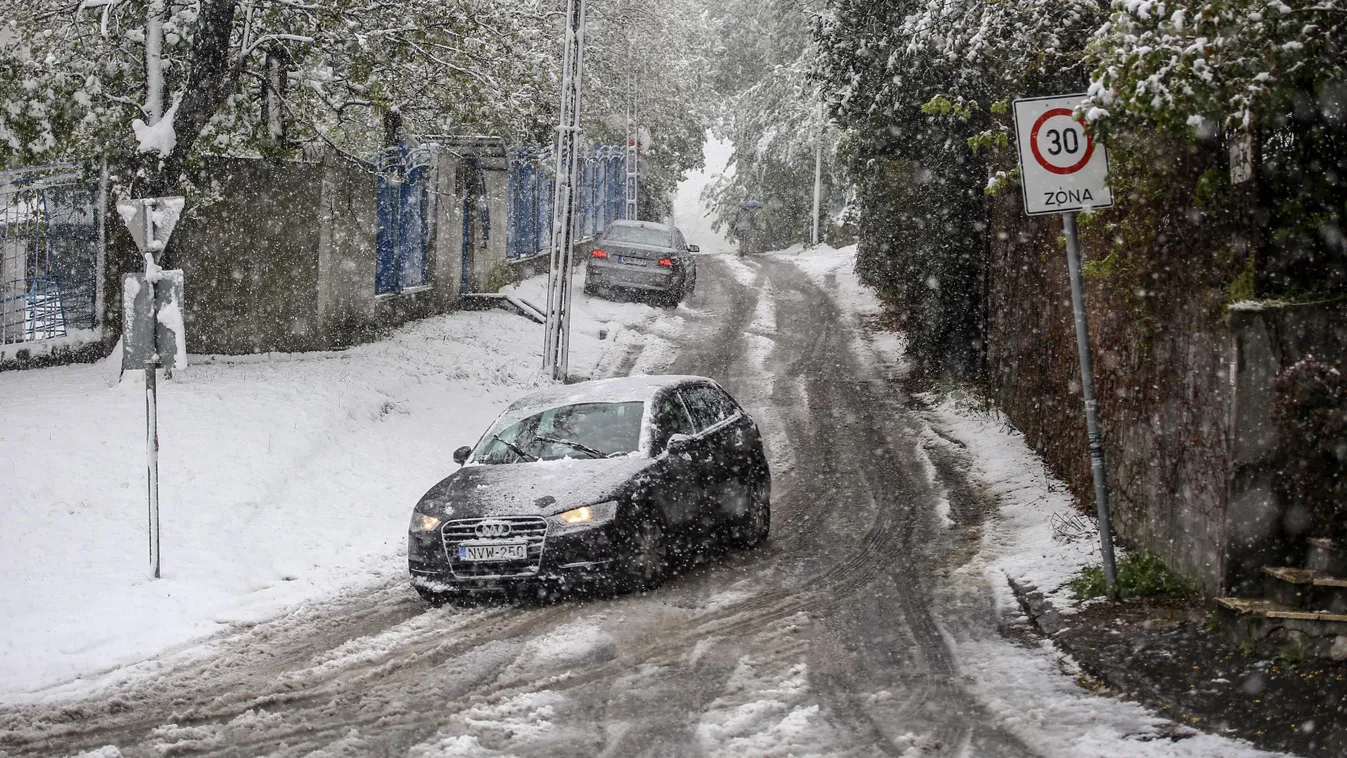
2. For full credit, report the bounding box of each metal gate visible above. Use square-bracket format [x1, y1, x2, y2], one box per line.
[1, 165, 100, 345]
[375, 145, 433, 295]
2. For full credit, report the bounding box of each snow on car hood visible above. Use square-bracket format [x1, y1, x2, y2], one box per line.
[415, 456, 658, 519]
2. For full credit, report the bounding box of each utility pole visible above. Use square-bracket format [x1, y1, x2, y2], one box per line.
[542, 0, 587, 382]
[811, 101, 824, 246]
[623, 20, 639, 221]
[621, 0, 645, 221]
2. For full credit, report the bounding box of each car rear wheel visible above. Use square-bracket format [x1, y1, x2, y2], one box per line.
[731, 479, 770, 549]
[615, 511, 668, 592]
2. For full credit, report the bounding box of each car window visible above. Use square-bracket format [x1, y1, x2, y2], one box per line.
[603, 225, 673, 247]
[650, 391, 695, 453]
[679, 385, 733, 432]
[473, 402, 644, 463]
[674, 231, 688, 250]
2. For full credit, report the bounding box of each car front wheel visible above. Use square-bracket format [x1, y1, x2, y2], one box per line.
[614, 511, 668, 592]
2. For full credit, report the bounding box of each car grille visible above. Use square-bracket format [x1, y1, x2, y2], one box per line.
[441, 516, 548, 579]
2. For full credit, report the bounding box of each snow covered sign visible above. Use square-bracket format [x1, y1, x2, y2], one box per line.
[117, 196, 185, 258]
[1013, 95, 1113, 216]
[122, 270, 186, 371]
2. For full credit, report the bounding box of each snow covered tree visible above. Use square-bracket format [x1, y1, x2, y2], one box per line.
[1084, 0, 1347, 295]
[579, 0, 713, 221]
[0, 0, 558, 196]
[703, 0, 840, 250]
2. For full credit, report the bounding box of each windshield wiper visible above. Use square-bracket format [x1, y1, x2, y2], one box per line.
[492, 434, 538, 462]
[535, 435, 610, 459]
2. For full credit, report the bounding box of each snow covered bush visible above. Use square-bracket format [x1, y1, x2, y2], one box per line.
[1085, 0, 1347, 134]
[1272, 354, 1347, 543]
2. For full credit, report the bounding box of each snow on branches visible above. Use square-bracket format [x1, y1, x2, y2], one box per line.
[1085, 0, 1347, 134]
[0, 0, 558, 191]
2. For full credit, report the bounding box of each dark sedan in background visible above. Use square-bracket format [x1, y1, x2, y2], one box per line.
[584, 220, 699, 306]
[408, 375, 770, 603]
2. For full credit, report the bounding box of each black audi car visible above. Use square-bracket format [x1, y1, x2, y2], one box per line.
[408, 375, 770, 602]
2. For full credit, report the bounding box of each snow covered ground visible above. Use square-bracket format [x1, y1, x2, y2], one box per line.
[779, 243, 1284, 757]
[0, 273, 673, 701]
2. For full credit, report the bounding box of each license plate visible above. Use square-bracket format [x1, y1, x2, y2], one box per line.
[616, 256, 649, 266]
[458, 543, 528, 562]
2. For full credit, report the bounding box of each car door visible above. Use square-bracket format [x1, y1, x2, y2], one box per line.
[647, 388, 703, 529]
[677, 383, 744, 526]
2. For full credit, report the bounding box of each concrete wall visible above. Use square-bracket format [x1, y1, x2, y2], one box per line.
[429, 153, 465, 304]
[315, 155, 379, 347]
[1226, 301, 1347, 592]
[5, 145, 591, 369]
[175, 158, 322, 353]
[174, 157, 375, 354]
[477, 161, 510, 289]
[171, 151, 521, 355]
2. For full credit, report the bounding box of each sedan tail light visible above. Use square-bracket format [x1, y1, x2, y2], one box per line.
[658, 258, 674, 268]
[592, 249, 608, 259]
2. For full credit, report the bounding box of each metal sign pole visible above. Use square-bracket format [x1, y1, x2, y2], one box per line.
[119, 194, 184, 580]
[1063, 211, 1118, 594]
[142, 205, 162, 579]
[1014, 95, 1118, 597]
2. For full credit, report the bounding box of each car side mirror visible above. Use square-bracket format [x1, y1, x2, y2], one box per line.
[453, 446, 472, 465]
[687, 244, 700, 253]
[665, 433, 694, 456]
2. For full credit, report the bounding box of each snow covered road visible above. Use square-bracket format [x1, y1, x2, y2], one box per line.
[0, 249, 1282, 757]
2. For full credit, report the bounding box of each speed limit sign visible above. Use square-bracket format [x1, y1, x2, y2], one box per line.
[1013, 94, 1113, 216]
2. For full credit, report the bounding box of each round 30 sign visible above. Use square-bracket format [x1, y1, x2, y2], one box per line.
[1029, 108, 1096, 175]
[1013, 95, 1113, 216]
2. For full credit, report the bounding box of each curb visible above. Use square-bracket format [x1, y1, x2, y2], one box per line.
[1006, 576, 1069, 637]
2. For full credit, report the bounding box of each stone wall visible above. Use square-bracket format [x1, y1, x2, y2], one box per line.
[8, 146, 592, 368]
[987, 170, 1347, 595]
[1227, 301, 1347, 592]
[985, 160, 1237, 594]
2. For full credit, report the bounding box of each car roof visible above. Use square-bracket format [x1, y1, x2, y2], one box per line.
[493, 375, 713, 428]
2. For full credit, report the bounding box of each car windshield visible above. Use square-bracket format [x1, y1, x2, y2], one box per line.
[473, 402, 645, 464]
[602, 225, 673, 247]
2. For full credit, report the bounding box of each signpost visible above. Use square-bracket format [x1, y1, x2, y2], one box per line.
[1013, 94, 1118, 596]
[118, 196, 186, 580]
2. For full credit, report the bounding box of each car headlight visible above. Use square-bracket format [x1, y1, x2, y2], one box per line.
[549, 500, 617, 529]
[411, 513, 441, 532]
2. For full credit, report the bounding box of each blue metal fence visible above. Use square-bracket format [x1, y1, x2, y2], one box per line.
[375, 144, 433, 295]
[1, 165, 99, 345]
[506, 145, 623, 260]
[374, 142, 626, 291]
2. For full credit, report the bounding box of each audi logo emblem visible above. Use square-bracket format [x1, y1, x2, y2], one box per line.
[475, 521, 513, 539]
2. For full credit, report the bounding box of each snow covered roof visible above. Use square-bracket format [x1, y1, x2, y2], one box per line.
[608, 219, 674, 233]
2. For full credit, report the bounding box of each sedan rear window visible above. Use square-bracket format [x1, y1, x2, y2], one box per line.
[603, 225, 674, 247]
[473, 402, 645, 464]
